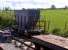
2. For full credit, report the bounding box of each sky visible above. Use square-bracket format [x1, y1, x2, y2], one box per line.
[0, 0, 68, 9]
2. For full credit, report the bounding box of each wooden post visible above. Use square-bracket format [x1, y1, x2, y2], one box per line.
[44, 20, 46, 33]
[48, 20, 50, 32]
[64, 21, 67, 31]
[39, 19, 40, 29]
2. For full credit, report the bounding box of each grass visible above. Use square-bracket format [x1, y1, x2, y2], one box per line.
[0, 9, 67, 37]
[40, 9, 68, 32]
[0, 10, 15, 28]
[0, 9, 68, 34]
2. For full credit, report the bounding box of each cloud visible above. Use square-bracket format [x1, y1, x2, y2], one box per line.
[0, 0, 68, 9]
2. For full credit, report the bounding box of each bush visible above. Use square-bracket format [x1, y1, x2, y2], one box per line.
[51, 5, 56, 9]
[63, 31, 68, 37]
[52, 28, 61, 36]
[0, 10, 15, 28]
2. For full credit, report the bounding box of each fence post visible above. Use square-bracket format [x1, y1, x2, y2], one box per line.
[44, 20, 46, 33]
[48, 20, 50, 32]
[64, 21, 67, 31]
[39, 19, 40, 29]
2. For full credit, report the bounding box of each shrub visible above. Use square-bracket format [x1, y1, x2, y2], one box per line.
[51, 5, 56, 9]
[63, 31, 68, 37]
[52, 28, 61, 36]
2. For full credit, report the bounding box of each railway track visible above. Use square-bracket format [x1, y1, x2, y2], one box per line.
[12, 37, 35, 50]
[0, 37, 35, 50]
[0, 43, 21, 50]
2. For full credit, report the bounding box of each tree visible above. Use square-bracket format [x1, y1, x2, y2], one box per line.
[64, 6, 68, 9]
[4, 7, 10, 11]
[51, 5, 56, 9]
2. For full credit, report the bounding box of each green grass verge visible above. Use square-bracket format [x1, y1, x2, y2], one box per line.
[40, 9, 68, 32]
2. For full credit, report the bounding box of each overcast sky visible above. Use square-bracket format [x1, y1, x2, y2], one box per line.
[0, 0, 68, 9]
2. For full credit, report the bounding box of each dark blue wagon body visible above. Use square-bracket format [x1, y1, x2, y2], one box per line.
[15, 9, 40, 32]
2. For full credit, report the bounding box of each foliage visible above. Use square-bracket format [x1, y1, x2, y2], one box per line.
[52, 28, 61, 35]
[4, 7, 10, 11]
[64, 6, 68, 9]
[40, 9, 68, 32]
[0, 10, 15, 28]
[0, 8, 68, 37]
[51, 5, 56, 9]
[63, 31, 68, 37]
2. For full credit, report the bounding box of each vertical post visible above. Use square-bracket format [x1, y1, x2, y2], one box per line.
[39, 19, 40, 30]
[64, 21, 67, 31]
[21, 16, 23, 33]
[21, 16, 22, 28]
[17, 16, 19, 25]
[48, 20, 50, 32]
[11, 10, 13, 26]
[44, 20, 46, 33]
[14, 11, 16, 25]
[32, 16, 33, 30]
[33, 18, 35, 30]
